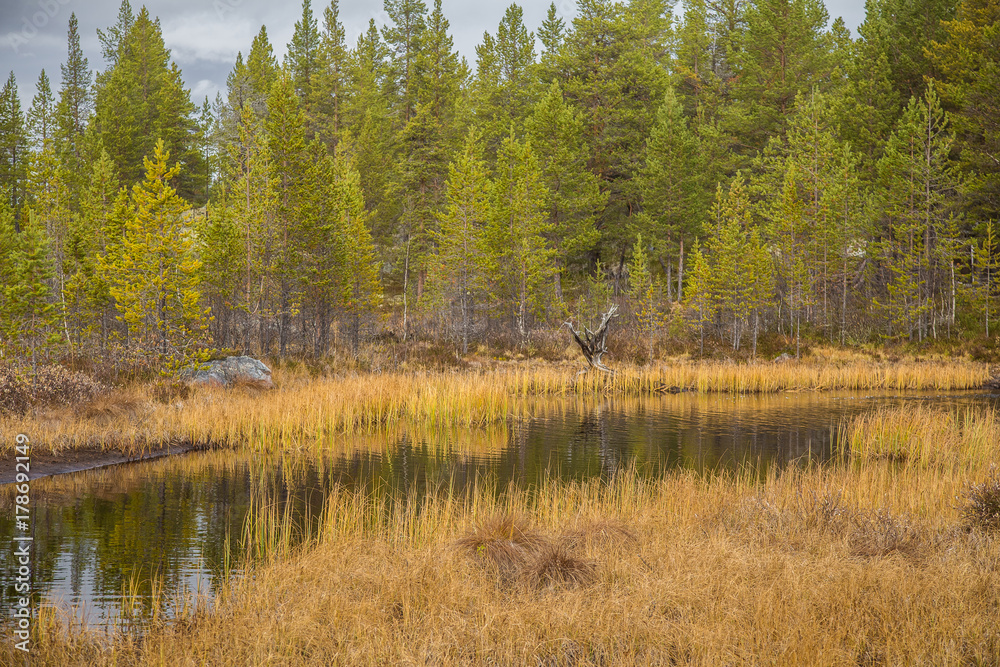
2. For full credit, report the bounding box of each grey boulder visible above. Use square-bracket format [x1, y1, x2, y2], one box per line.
[183, 356, 274, 389]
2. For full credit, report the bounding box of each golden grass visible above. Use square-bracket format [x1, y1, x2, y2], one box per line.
[10, 405, 1000, 666]
[1, 358, 993, 455]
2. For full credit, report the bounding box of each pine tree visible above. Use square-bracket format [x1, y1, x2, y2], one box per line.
[196, 191, 241, 349]
[27, 71, 56, 150]
[875, 83, 959, 340]
[331, 147, 381, 353]
[94, 7, 204, 200]
[3, 214, 61, 370]
[0, 72, 28, 229]
[56, 13, 93, 171]
[97, 0, 135, 66]
[487, 128, 554, 340]
[64, 148, 120, 349]
[637, 87, 711, 301]
[627, 234, 666, 360]
[688, 174, 774, 351]
[539, 3, 565, 54]
[266, 72, 311, 356]
[382, 0, 428, 124]
[472, 4, 536, 155]
[223, 103, 275, 355]
[345, 20, 399, 242]
[102, 140, 208, 363]
[286, 0, 322, 126]
[558, 0, 672, 266]
[396, 0, 464, 304]
[525, 82, 604, 295]
[427, 128, 492, 353]
[314, 0, 350, 147]
[726, 0, 835, 155]
[929, 0, 1000, 224]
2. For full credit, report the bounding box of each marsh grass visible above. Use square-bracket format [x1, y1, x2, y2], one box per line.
[4, 384, 1000, 663]
[14, 448, 1000, 665]
[1, 358, 992, 456]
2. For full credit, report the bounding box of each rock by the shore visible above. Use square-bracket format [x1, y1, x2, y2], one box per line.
[183, 356, 273, 389]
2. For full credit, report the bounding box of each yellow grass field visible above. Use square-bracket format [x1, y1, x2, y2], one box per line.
[2, 358, 993, 456]
[6, 405, 1000, 665]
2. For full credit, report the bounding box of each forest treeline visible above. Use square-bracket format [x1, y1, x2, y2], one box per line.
[1, 0, 999, 369]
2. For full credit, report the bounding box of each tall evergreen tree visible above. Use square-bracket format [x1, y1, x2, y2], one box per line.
[637, 87, 711, 301]
[0, 72, 28, 229]
[102, 140, 208, 362]
[726, 0, 835, 154]
[427, 128, 493, 353]
[97, 0, 135, 66]
[94, 7, 204, 200]
[525, 82, 605, 295]
[487, 129, 554, 339]
[286, 0, 322, 124]
[382, 0, 428, 124]
[3, 214, 61, 369]
[56, 12, 93, 170]
[473, 4, 537, 155]
[27, 71, 56, 150]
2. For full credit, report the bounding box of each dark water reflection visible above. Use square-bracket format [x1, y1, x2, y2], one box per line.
[2, 390, 997, 628]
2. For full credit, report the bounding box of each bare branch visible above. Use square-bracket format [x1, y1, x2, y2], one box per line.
[564, 305, 618, 374]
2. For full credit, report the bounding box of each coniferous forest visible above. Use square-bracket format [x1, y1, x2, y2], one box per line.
[2, 0, 1000, 370]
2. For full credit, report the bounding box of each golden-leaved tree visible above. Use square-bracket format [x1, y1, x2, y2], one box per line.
[102, 139, 209, 366]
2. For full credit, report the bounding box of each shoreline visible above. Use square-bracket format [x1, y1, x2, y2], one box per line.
[0, 440, 200, 485]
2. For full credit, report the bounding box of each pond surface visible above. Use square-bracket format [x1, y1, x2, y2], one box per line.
[2, 390, 997, 629]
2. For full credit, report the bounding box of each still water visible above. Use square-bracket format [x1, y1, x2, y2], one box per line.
[2, 390, 997, 628]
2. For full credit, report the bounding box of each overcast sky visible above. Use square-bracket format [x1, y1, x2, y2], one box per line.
[0, 0, 866, 107]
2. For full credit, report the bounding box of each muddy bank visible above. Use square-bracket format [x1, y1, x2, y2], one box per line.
[0, 441, 199, 485]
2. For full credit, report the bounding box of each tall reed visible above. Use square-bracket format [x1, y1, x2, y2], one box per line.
[3, 359, 992, 455]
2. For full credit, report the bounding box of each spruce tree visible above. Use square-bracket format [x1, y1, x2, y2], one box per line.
[56, 13, 93, 169]
[27, 71, 56, 150]
[94, 7, 203, 200]
[0, 72, 28, 230]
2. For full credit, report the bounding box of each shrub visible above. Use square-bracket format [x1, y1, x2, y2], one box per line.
[0, 364, 107, 415]
[962, 474, 1000, 533]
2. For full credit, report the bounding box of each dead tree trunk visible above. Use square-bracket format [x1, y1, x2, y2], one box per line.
[565, 305, 618, 374]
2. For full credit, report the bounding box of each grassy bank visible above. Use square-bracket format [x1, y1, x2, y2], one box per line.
[1, 358, 994, 456]
[7, 405, 1000, 665]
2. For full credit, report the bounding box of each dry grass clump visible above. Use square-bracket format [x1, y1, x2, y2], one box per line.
[455, 513, 550, 577]
[455, 514, 601, 587]
[962, 471, 1000, 533]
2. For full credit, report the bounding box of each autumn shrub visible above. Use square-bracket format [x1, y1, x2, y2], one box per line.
[963, 473, 1000, 533]
[0, 364, 107, 414]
